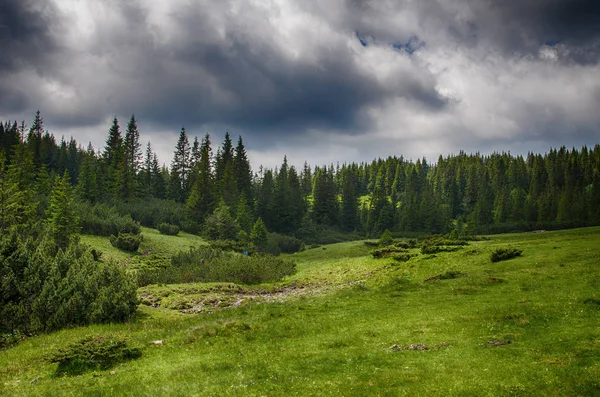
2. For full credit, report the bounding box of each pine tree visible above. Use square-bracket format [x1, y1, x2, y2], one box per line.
[341, 168, 359, 232]
[77, 143, 98, 202]
[250, 217, 268, 252]
[169, 127, 191, 202]
[27, 110, 44, 168]
[187, 134, 215, 222]
[102, 118, 124, 199]
[234, 136, 253, 205]
[215, 133, 237, 206]
[140, 141, 154, 197]
[119, 114, 142, 200]
[312, 166, 338, 226]
[235, 195, 254, 233]
[47, 172, 79, 250]
[256, 169, 275, 229]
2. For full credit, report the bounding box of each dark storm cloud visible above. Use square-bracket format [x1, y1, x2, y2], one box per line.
[0, 0, 599, 168]
[0, 0, 63, 116]
[466, 0, 600, 62]
[95, 0, 447, 136]
[0, 0, 60, 71]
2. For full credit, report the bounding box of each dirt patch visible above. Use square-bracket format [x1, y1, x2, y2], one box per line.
[174, 284, 339, 314]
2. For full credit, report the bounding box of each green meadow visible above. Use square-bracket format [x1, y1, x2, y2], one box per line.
[1, 227, 599, 396]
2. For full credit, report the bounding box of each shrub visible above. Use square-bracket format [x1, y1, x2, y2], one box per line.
[270, 233, 303, 254]
[110, 233, 142, 252]
[90, 248, 102, 261]
[378, 229, 394, 246]
[372, 245, 409, 258]
[1, 228, 138, 335]
[49, 336, 142, 376]
[203, 203, 240, 240]
[115, 198, 186, 228]
[137, 247, 296, 286]
[210, 239, 247, 253]
[490, 247, 523, 263]
[76, 202, 140, 236]
[392, 253, 413, 262]
[157, 222, 180, 236]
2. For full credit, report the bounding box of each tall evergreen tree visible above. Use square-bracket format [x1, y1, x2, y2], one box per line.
[187, 134, 215, 223]
[77, 143, 98, 202]
[27, 110, 44, 168]
[312, 166, 338, 226]
[234, 136, 253, 205]
[102, 118, 124, 199]
[340, 168, 359, 232]
[47, 172, 79, 250]
[119, 114, 142, 200]
[169, 127, 191, 202]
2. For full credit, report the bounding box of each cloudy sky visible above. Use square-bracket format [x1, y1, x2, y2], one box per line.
[1, 0, 599, 169]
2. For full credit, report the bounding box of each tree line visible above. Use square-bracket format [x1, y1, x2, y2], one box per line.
[1, 111, 600, 242]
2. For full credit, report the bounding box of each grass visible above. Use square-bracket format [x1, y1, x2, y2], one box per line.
[1, 227, 600, 395]
[80, 226, 208, 267]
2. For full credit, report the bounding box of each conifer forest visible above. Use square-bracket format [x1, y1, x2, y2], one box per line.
[1, 111, 599, 335]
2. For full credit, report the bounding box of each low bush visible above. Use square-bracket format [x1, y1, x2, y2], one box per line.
[1, 229, 138, 335]
[110, 233, 142, 252]
[157, 223, 180, 236]
[490, 247, 523, 263]
[49, 336, 142, 376]
[392, 253, 413, 262]
[270, 233, 303, 254]
[372, 245, 409, 258]
[378, 229, 394, 246]
[137, 247, 296, 286]
[115, 198, 186, 228]
[210, 239, 247, 253]
[76, 201, 141, 236]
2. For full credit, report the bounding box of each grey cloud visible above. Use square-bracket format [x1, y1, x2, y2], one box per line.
[0, 0, 598, 167]
[62, 0, 446, 137]
[0, 0, 61, 71]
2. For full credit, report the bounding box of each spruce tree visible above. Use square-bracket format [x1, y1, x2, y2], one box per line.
[27, 110, 44, 168]
[187, 134, 215, 222]
[341, 169, 358, 232]
[102, 118, 124, 199]
[169, 127, 191, 202]
[312, 166, 338, 226]
[119, 114, 142, 200]
[234, 136, 253, 205]
[47, 172, 79, 250]
[250, 217, 268, 252]
[77, 143, 98, 202]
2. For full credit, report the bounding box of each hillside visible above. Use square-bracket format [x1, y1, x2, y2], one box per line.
[1, 227, 599, 396]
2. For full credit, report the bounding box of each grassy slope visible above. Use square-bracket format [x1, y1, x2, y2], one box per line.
[79, 226, 208, 267]
[1, 228, 599, 396]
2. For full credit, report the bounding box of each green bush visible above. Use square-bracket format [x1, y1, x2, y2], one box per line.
[76, 202, 140, 236]
[110, 233, 142, 252]
[270, 233, 303, 254]
[490, 247, 523, 263]
[1, 228, 138, 335]
[392, 253, 413, 262]
[210, 239, 247, 253]
[49, 336, 142, 376]
[372, 245, 409, 258]
[115, 198, 186, 228]
[157, 222, 180, 236]
[378, 229, 394, 246]
[137, 247, 296, 286]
